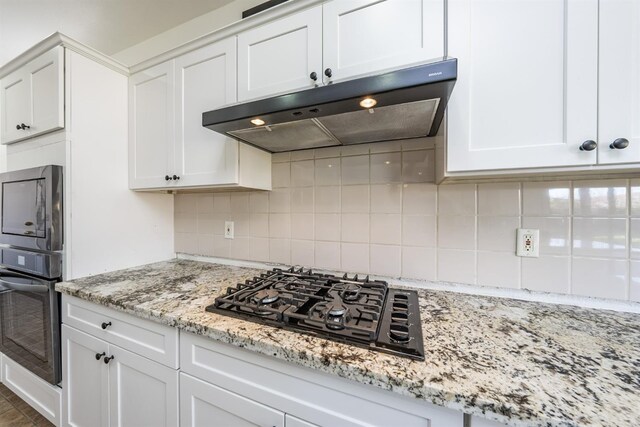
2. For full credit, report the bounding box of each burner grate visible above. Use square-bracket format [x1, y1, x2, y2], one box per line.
[206, 267, 425, 360]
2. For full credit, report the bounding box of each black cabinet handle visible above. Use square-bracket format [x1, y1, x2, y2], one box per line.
[104, 355, 114, 364]
[165, 175, 172, 181]
[95, 352, 105, 361]
[579, 140, 597, 151]
[310, 72, 317, 81]
[173, 175, 180, 180]
[19, 123, 30, 130]
[609, 138, 629, 150]
[101, 321, 112, 330]
[324, 68, 332, 78]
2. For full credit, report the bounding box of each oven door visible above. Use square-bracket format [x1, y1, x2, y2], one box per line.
[0, 268, 60, 384]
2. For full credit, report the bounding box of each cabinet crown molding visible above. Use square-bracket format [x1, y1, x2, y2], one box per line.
[0, 32, 129, 78]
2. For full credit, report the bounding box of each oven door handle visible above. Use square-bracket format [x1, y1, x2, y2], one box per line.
[0, 278, 50, 293]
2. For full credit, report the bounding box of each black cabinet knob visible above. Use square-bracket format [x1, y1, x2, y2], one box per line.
[579, 140, 597, 151]
[16, 125, 21, 130]
[104, 355, 115, 364]
[95, 352, 106, 361]
[165, 175, 172, 181]
[609, 138, 629, 150]
[19, 123, 30, 130]
[310, 72, 317, 81]
[101, 321, 112, 330]
[324, 68, 332, 78]
[173, 175, 180, 180]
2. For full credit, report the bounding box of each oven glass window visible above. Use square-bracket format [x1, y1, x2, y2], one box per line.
[0, 283, 54, 383]
[2, 179, 46, 238]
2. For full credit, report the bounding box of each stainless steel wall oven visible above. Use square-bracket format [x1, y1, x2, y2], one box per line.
[0, 165, 63, 385]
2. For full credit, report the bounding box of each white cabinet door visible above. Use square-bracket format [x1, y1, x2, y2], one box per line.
[598, 0, 640, 165]
[27, 46, 64, 138]
[322, 0, 444, 83]
[62, 325, 109, 427]
[447, 0, 599, 172]
[174, 37, 239, 187]
[108, 344, 178, 427]
[469, 416, 507, 426]
[180, 373, 285, 427]
[237, 6, 322, 102]
[0, 68, 30, 144]
[1, 46, 63, 145]
[129, 61, 175, 189]
[285, 415, 318, 427]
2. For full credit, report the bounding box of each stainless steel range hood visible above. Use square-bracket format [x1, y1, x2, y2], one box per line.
[202, 58, 457, 153]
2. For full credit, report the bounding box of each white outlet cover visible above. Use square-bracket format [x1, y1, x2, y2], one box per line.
[224, 221, 234, 239]
[516, 228, 539, 257]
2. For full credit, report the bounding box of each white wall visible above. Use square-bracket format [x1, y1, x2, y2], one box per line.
[112, 0, 264, 66]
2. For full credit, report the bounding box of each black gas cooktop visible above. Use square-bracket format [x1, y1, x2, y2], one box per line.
[206, 267, 425, 360]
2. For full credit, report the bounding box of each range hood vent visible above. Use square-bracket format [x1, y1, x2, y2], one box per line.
[203, 58, 457, 153]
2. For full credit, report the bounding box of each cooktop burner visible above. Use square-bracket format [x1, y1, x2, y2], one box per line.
[206, 267, 425, 360]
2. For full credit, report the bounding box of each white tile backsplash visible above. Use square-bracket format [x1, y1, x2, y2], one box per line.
[371, 152, 402, 183]
[522, 181, 571, 216]
[438, 183, 476, 215]
[402, 246, 436, 280]
[341, 214, 370, 243]
[370, 244, 401, 277]
[572, 218, 627, 259]
[175, 146, 640, 303]
[341, 155, 369, 185]
[478, 183, 521, 216]
[315, 158, 341, 186]
[573, 180, 628, 217]
[341, 243, 369, 274]
[291, 160, 314, 187]
[571, 257, 628, 300]
[370, 184, 402, 213]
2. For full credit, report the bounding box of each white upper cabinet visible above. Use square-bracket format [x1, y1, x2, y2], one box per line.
[1, 70, 29, 143]
[598, 0, 640, 165]
[322, 0, 444, 83]
[237, 1, 445, 101]
[174, 38, 239, 187]
[129, 38, 271, 191]
[446, 0, 599, 172]
[1, 46, 64, 145]
[237, 6, 323, 102]
[129, 61, 174, 189]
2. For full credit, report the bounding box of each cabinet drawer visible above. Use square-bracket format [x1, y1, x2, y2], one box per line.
[181, 332, 462, 427]
[62, 295, 178, 368]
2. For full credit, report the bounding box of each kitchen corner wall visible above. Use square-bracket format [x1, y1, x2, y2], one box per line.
[175, 139, 640, 303]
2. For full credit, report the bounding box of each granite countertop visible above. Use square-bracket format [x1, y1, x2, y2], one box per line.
[56, 259, 640, 427]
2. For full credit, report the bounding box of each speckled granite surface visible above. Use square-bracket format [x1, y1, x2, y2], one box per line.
[56, 259, 640, 427]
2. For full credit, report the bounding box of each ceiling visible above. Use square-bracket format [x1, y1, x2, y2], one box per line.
[0, 0, 236, 67]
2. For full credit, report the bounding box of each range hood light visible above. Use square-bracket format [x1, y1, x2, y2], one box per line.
[359, 97, 377, 109]
[251, 118, 265, 126]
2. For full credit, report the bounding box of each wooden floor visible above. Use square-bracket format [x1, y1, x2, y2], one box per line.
[0, 384, 53, 427]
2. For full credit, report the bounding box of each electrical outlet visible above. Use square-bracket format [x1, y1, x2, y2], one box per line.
[224, 221, 234, 239]
[516, 228, 539, 257]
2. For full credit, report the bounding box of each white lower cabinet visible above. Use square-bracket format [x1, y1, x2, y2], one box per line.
[180, 332, 462, 427]
[62, 324, 179, 427]
[180, 373, 285, 427]
[285, 415, 318, 427]
[62, 325, 109, 427]
[62, 297, 464, 427]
